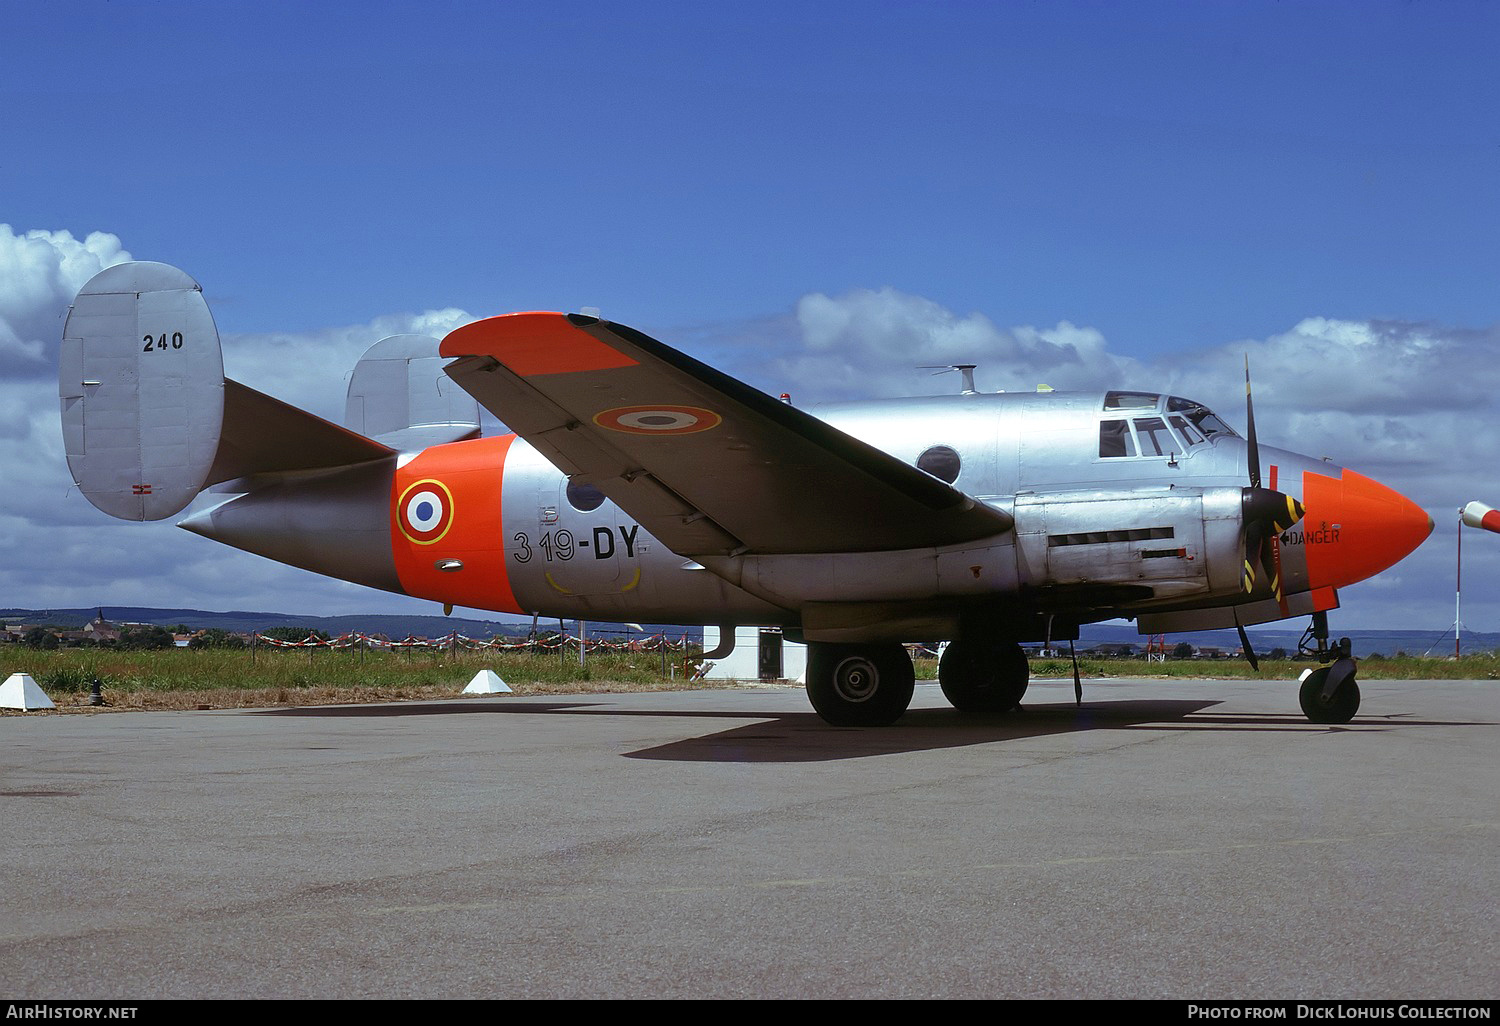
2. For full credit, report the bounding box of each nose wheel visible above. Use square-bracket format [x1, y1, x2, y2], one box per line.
[1295, 615, 1360, 724]
[1298, 659, 1360, 724]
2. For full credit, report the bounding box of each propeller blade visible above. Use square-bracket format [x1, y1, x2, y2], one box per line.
[1260, 531, 1287, 611]
[1237, 623, 1260, 671]
[1242, 488, 1306, 596]
[1238, 360, 1305, 606]
[1242, 518, 1263, 594]
[1270, 533, 1289, 615]
[1244, 355, 1261, 490]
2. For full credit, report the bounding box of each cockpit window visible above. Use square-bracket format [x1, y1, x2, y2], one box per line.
[1102, 396, 1237, 458]
[1103, 391, 1160, 411]
[1099, 420, 1137, 458]
[1133, 417, 1176, 456]
[1166, 395, 1239, 439]
[1101, 417, 1197, 459]
[1169, 415, 1204, 445]
[1185, 408, 1236, 438]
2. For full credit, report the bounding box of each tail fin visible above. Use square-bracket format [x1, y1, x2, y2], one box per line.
[344, 334, 480, 451]
[61, 262, 225, 520]
[61, 261, 392, 521]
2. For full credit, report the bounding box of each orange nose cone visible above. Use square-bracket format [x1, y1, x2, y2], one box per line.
[1302, 469, 1434, 589]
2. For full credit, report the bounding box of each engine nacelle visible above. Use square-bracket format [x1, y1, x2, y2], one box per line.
[1013, 486, 1245, 601]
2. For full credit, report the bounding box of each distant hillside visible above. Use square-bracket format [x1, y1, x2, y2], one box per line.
[0, 607, 699, 642]
[1074, 622, 1490, 659]
[0, 607, 1486, 657]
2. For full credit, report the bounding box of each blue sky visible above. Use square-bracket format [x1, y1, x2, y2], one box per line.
[3, 0, 1498, 634]
[11, 1, 1497, 343]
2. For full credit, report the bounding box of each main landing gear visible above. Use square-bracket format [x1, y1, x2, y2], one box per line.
[803, 638, 1033, 726]
[938, 638, 1029, 714]
[805, 642, 916, 726]
[1295, 612, 1360, 724]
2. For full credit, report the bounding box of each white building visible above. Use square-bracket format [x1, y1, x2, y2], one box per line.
[700, 626, 806, 683]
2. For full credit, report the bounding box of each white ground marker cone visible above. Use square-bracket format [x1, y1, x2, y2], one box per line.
[0, 673, 56, 710]
[462, 669, 512, 695]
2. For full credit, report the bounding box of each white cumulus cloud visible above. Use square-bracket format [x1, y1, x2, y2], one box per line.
[785, 287, 1143, 400]
[0, 225, 133, 374]
[221, 307, 475, 425]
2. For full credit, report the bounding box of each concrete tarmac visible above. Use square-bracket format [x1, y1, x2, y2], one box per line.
[1, 677, 1495, 999]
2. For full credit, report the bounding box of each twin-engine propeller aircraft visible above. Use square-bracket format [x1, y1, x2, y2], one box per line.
[59, 262, 1433, 725]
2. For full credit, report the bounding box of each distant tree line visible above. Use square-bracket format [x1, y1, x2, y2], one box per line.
[21, 627, 59, 650]
[258, 626, 331, 643]
[188, 628, 245, 650]
[18, 624, 177, 650]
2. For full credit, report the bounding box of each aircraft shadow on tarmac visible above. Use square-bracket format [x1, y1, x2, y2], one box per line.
[251, 696, 1435, 764]
[618, 700, 1401, 763]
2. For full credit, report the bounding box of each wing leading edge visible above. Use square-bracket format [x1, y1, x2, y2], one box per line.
[440, 313, 1013, 556]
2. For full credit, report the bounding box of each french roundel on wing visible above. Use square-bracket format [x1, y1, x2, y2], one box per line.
[593, 405, 722, 435]
[399, 479, 455, 544]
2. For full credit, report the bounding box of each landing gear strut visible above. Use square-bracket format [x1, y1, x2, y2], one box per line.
[938, 638, 1029, 714]
[805, 642, 915, 726]
[1296, 612, 1360, 724]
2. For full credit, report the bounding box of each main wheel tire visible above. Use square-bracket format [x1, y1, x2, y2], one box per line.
[939, 639, 1029, 714]
[1299, 666, 1360, 724]
[806, 643, 915, 726]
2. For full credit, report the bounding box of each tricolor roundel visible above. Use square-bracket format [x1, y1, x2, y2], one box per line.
[594, 405, 722, 435]
[398, 479, 455, 544]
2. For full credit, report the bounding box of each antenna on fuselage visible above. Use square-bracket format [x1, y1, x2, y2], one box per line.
[920, 363, 978, 395]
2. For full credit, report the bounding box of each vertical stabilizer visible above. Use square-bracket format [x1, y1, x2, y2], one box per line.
[60, 262, 225, 521]
[345, 334, 481, 451]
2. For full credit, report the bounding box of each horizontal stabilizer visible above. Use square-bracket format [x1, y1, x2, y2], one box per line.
[210, 379, 394, 486]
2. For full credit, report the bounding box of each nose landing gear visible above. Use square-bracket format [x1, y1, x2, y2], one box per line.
[1296, 612, 1360, 724]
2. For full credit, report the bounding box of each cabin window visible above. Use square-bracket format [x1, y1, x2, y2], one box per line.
[916, 445, 961, 484]
[566, 480, 607, 512]
[1099, 420, 1137, 458]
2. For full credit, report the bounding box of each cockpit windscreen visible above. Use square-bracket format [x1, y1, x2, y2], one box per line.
[1099, 393, 1238, 459]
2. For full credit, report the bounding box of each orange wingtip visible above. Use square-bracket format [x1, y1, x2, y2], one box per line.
[441, 312, 639, 376]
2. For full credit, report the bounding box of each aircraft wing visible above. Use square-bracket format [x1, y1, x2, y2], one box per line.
[441, 313, 1013, 556]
